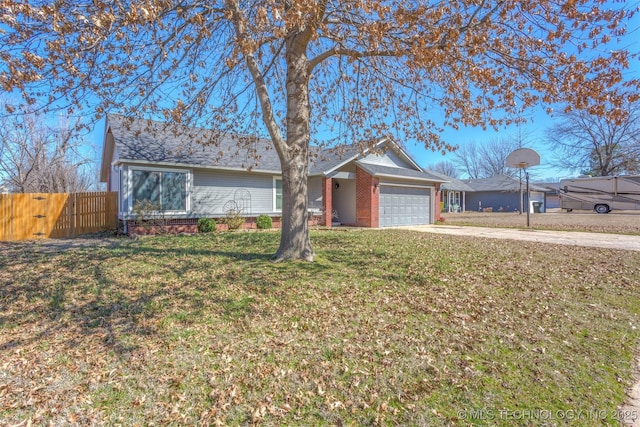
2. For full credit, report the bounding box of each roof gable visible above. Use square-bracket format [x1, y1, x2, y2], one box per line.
[311, 137, 424, 176]
[99, 125, 115, 182]
[360, 148, 415, 170]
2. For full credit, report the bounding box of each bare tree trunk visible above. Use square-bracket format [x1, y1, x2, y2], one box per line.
[276, 153, 313, 261]
[274, 33, 314, 261]
[227, 3, 317, 261]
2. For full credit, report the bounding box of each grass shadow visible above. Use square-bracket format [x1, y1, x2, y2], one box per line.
[0, 232, 334, 359]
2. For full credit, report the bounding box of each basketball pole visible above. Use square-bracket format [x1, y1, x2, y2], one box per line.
[525, 169, 530, 227]
[506, 148, 540, 229]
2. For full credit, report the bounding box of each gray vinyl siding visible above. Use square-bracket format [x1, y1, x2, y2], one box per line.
[110, 149, 121, 212]
[308, 176, 323, 211]
[360, 150, 411, 169]
[110, 149, 120, 194]
[112, 166, 121, 212]
[194, 171, 323, 215]
[465, 191, 521, 212]
[192, 169, 275, 215]
[332, 178, 356, 225]
[466, 191, 546, 213]
[119, 165, 130, 215]
[118, 163, 325, 218]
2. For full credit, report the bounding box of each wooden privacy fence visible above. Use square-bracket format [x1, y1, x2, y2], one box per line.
[0, 192, 117, 241]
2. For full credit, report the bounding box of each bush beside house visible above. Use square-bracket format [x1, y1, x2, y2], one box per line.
[197, 218, 216, 233]
[256, 215, 272, 229]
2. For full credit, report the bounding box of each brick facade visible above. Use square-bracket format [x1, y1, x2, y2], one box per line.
[125, 218, 199, 235]
[124, 214, 323, 235]
[322, 177, 333, 228]
[434, 183, 441, 221]
[355, 166, 379, 228]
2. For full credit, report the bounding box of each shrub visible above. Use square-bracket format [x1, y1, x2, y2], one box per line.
[256, 214, 272, 229]
[132, 200, 166, 233]
[224, 208, 245, 231]
[197, 217, 216, 233]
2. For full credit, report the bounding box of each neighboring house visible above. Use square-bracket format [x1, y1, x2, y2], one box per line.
[424, 170, 475, 212]
[535, 182, 561, 209]
[99, 115, 445, 233]
[464, 175, 548, 213]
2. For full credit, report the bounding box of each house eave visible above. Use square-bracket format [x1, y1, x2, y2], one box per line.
[114, 158, 282, 175]
[373, 173, 442, 183]
[99, 118, 113, 183]
[356, 161, 448, 184]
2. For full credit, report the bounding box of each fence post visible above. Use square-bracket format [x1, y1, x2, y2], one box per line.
[73, 192, 78, 237]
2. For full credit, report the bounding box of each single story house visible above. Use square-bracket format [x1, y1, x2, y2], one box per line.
[99, 115, 446, 233]
[464, 175, 548, 213]
[535, 181, 561, 209]
[424, 170, 475, 212]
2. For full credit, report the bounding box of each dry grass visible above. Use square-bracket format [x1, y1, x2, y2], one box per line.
[441, 210, 640, 235]
[1, 230, 640, 426]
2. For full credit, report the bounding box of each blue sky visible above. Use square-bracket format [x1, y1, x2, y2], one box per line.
[408, 83, 638, 181]
[409, 6, 640, 181]
[407, 106, 577, 181]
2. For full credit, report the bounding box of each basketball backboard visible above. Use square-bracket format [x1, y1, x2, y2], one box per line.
[506, 148, 540, 169]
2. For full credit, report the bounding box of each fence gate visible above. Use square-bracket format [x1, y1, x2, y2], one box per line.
[0, 192, 117, 241]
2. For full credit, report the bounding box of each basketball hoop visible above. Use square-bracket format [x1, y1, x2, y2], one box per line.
[506, 148, 540, 227]
[506, 148, 540, 169]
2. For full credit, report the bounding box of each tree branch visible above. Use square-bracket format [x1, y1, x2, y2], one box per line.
[226, 0, 287, 156]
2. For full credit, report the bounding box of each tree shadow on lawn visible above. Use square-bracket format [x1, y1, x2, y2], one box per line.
[313, 230, 423, 285]
[0, 248, 167, 358]
[0, 237, 331, 359]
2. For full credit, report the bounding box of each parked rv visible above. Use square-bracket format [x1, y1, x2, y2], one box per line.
[559, 175, 640, 213]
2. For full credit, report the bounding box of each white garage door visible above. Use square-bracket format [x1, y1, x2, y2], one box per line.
[379, 185, 431, 227]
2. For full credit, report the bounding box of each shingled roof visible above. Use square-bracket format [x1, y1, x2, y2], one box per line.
[106, 115, 384, 175]
[102, 115, 440, 182]
[356, 162, 447, 182]
[107, 114, 282, 172]
[424, 170, 475, 192]
[465, 175, 547, 192]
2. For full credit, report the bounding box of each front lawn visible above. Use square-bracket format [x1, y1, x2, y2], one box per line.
[1, 230, 639, 425]
[441, 211, 640, 235]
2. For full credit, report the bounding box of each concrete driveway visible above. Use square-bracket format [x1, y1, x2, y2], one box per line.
[399, 225, 640, 252]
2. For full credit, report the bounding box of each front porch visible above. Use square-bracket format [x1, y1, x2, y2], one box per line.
[320, 166, 380, 228]
[441, 190, 467, 213]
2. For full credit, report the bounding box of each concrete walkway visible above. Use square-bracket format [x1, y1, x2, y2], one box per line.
[398, 225, 640, 252]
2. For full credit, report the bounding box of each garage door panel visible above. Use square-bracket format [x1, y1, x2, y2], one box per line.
[379, 185, 430, 227]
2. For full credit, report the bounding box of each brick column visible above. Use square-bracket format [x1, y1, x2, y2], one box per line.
[356, 167, 379, 228]
[322, 177, 332, 227]
[434, 183, 441, 221]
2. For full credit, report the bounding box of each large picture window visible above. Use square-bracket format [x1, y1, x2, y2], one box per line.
[131, 169, 188, 212]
